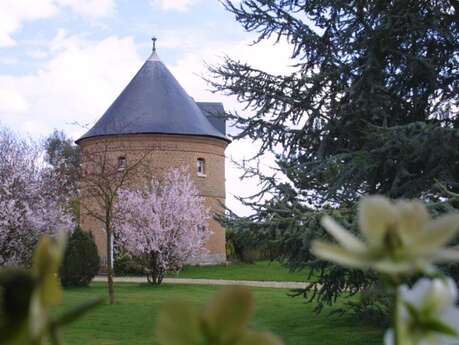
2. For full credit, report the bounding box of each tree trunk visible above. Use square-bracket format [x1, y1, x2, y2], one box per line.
[106, 229, 115, 304]
[157, 273, 164, 285]
[146, 252, 164, 285]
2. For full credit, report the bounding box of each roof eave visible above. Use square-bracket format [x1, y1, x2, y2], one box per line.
[75, 132, 231, 145]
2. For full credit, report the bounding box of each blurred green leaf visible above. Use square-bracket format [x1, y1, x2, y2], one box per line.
[0, 269, 35, 344]
[32, 234, 65, 306]
[156, 301, 203, 345]
[155, 286, 284, 345]
[202, 286, 254, 344]
[422, 319, 458, 337]
[0, 233, 102, 345]
[28, 234, 67, 343]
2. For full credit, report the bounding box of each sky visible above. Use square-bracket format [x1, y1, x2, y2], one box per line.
[0, 0, 297, 215]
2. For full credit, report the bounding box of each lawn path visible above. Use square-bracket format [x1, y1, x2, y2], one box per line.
[93, 276, 308, 289]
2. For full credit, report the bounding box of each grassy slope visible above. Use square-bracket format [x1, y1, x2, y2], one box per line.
[56, 283, 382, 345]
[169, 261, 309, 282]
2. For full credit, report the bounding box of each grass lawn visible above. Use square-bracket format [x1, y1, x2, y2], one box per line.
[55, 283, 382, 345]
[168, 261, 310, 282]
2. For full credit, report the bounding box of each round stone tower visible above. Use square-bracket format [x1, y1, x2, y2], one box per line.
[76, 40, 229, 265]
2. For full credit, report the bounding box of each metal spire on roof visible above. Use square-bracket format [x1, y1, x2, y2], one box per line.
[148, 36, 160, 61]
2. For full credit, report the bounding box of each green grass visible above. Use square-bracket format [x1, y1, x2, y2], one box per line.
[55, 283, 382, 345]
[168, 261, 309, 282]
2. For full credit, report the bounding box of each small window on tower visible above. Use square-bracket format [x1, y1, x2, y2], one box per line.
[117, 156, 127, 171]
[197, 158, 206, 177]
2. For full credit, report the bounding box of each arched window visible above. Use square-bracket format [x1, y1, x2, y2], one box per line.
[197, 158, 206, 176]
[117, 156, 127, 171]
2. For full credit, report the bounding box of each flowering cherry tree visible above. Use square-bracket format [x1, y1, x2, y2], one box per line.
[114, 167, 211, 284]
[0, 128, 72, 267]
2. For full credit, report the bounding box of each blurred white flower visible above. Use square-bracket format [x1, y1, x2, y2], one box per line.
[385, 278, 459, 345]
[311, 196, 459, 275]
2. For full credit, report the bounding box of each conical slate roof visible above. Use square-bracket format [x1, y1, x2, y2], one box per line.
[76, 50, 228, 144]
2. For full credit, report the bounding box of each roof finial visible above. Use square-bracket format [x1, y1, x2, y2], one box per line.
[148, 36, 160, 61]
[152, 36, 157, 53]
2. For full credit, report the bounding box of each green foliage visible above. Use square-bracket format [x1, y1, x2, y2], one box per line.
[114, 251, 144, 276]
[225, 228, 265, 263]
[221, 188, 367, 312]
[0, 234, 102, 345]
[223, 213, 281, 264]
[44, 130, 80, 170]
[60, 227, 100, 287]
[212, 1, 459, 205]
[334, 282, 392, 327]
[44, 130, 80, 221]
[155, 286, 283, 345]
[225, 229, 238, 260]
[213, 0, 459, 316]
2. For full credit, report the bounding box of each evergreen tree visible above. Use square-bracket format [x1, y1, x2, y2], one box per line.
[60, 227, 100, 287]
[211, 0, 459, 312]
[44, 130, 80, 196]
[44, 130, 81, 221]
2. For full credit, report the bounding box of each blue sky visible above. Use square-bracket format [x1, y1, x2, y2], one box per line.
[0, 0, 296, 215]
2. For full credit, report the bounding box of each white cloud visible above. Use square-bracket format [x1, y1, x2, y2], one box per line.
[0, 57, 19, 65]
[56, 0, 115, 18]
[0, 0, 57, 47]
[152, 0, 200, 11]
[0, 88, 29, 114]
[0, 0, 114, 47]
[0, 33, 142, 139]
[27, 49, 50, 60]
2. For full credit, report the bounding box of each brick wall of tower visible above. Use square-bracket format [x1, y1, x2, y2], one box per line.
[78, 134, 228, 267]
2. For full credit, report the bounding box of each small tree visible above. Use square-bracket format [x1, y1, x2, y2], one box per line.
[60, 226, 100, 287]
[114, 168, 211, 285]
[79, 138, 149, 303]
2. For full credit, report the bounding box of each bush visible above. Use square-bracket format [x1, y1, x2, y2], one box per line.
[60, 227, 100, 287]
[114, 251, 144, 276]
[225, 228, 270, 263]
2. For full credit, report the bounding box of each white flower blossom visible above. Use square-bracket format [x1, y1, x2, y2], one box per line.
[311, 196, 459, 275]
[385, 278, 459, 345]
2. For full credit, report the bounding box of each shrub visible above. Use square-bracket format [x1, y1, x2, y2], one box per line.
[225, 228, 270, 264]
[114, 251, 144, 276]
[60, 227, 100, 287]
[225, 229, 239, 261]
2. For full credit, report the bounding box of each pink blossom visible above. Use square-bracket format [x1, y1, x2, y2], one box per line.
[0, 128, 73, 267]
[114, 167, 211, 283]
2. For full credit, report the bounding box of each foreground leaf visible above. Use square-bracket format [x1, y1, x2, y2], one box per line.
[202, 286, 254, 343]
[156, 301, 203, 345]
